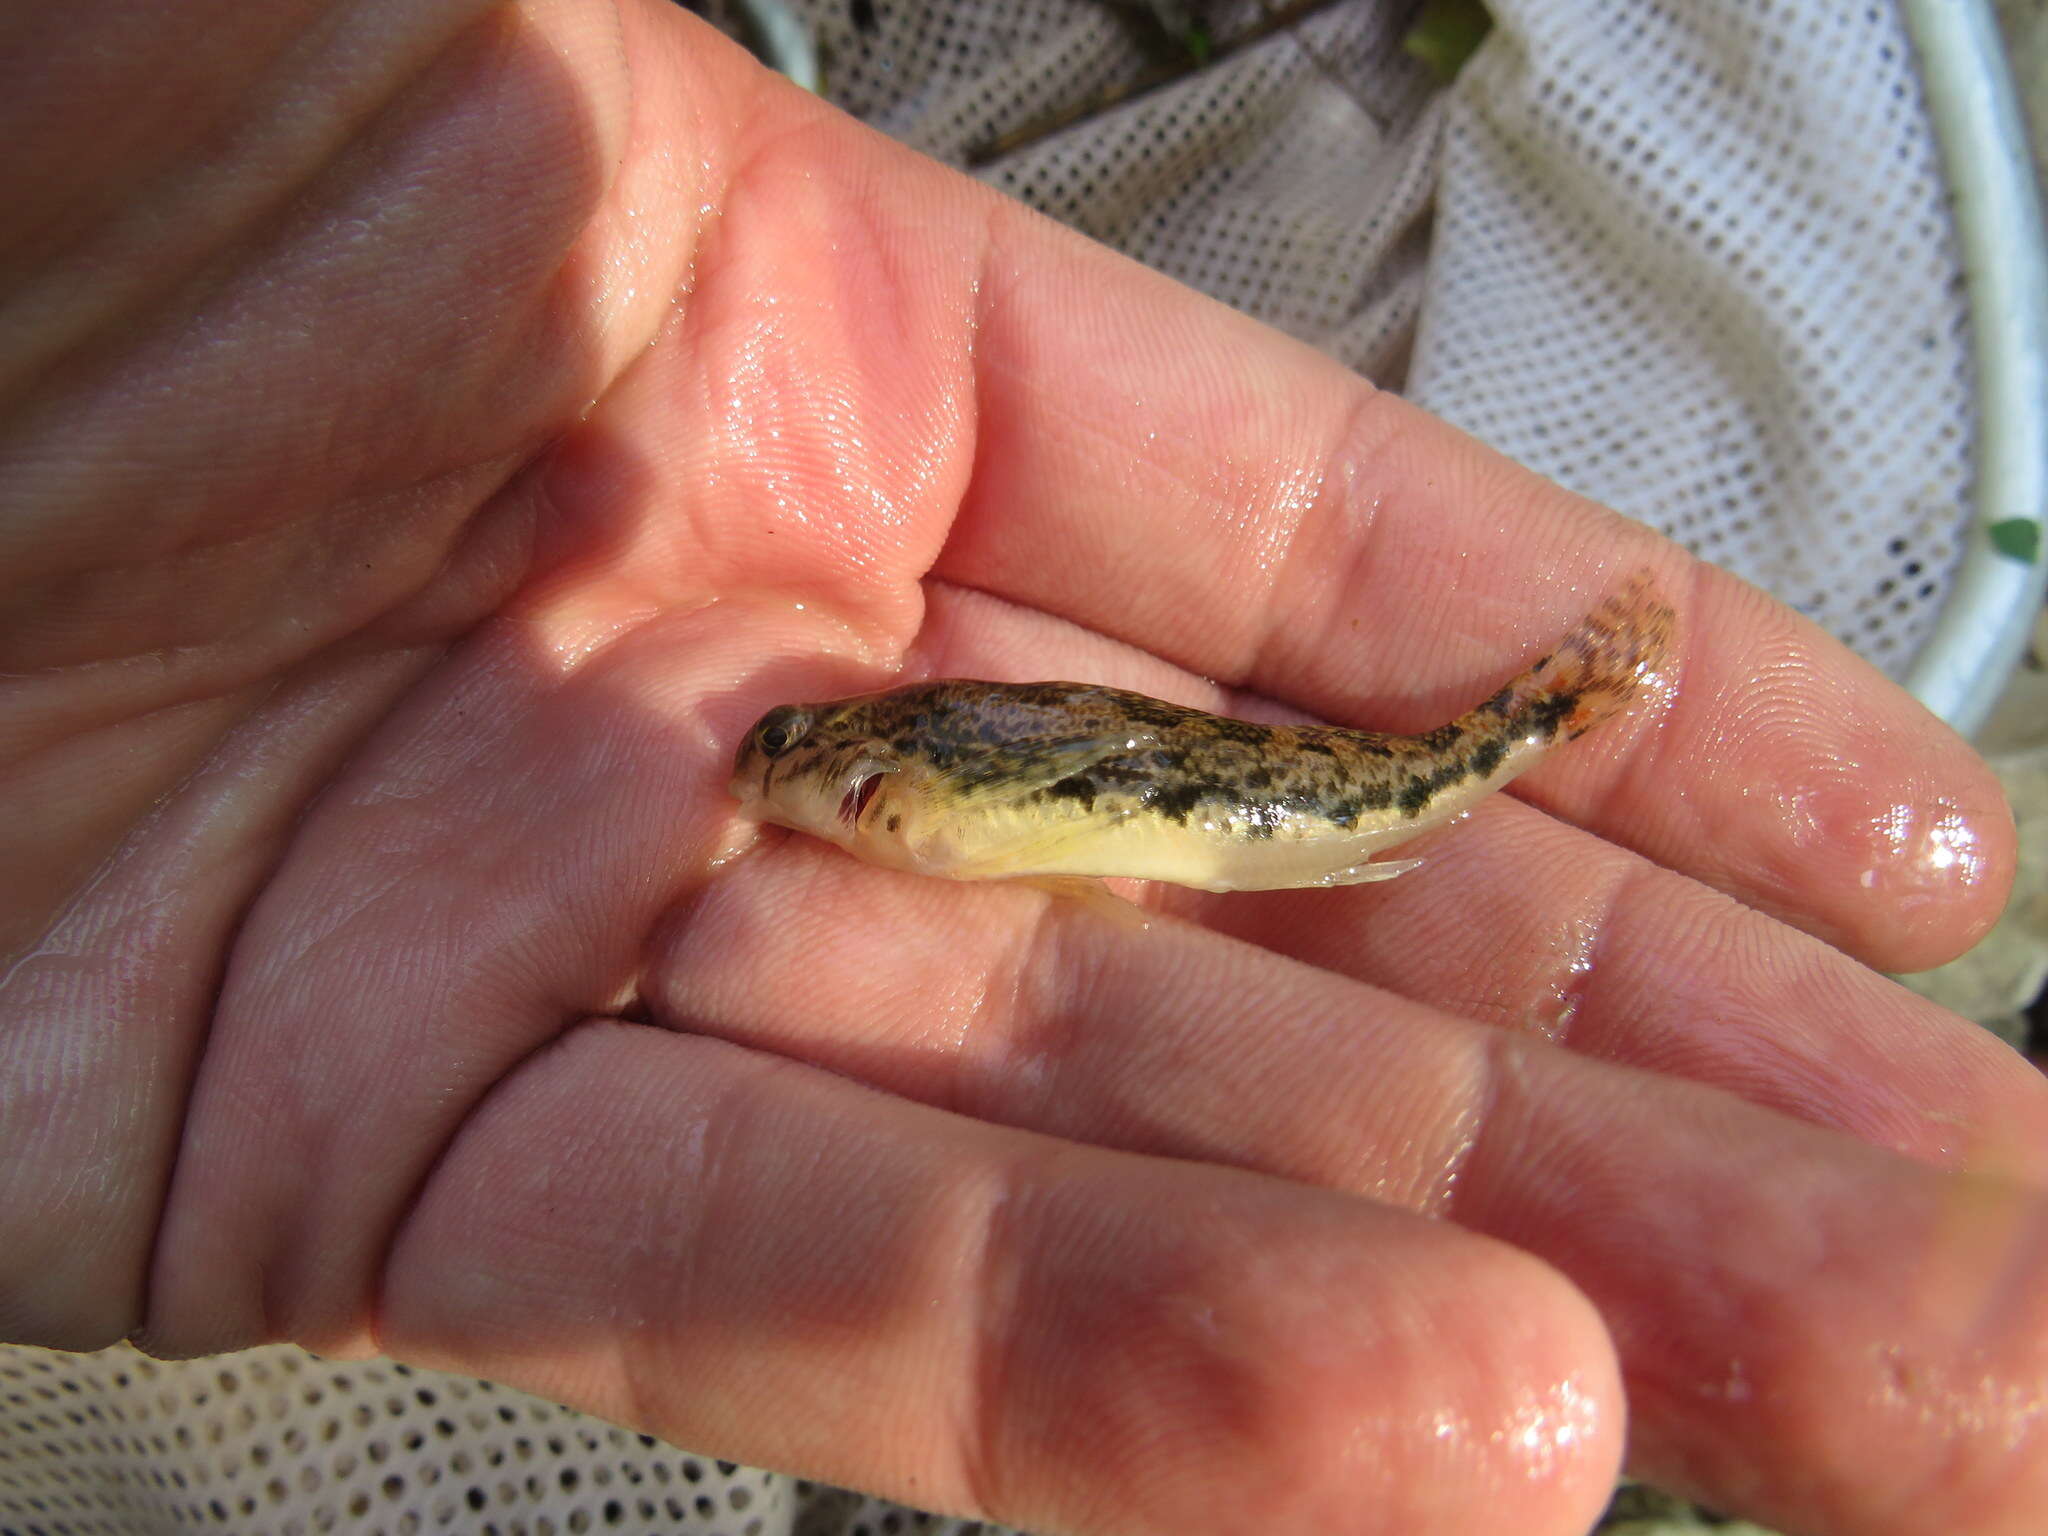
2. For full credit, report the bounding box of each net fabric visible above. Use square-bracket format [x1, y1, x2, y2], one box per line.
[802, 0, 1974, 674]
[0, 1342, 1015, 1536]
[1407, 0, 1973, 674]
[803, 0, 1449, 383]
[2, 1, 1984, 1532]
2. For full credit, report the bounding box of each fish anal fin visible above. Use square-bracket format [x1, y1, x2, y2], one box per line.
[1309, 855, 1425, 888]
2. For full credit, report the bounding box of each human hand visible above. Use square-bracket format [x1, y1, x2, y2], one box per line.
[4, 4, 2045, 1534]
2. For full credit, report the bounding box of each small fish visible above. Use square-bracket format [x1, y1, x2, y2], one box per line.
[730, 574, 1673, 899]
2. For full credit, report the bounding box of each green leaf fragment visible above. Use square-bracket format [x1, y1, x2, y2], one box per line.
[1403, 0, 1494, 84]
[1988, 517, 2040, 563]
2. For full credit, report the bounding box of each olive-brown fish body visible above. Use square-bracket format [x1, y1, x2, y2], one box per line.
[729, 575, 1672, 894]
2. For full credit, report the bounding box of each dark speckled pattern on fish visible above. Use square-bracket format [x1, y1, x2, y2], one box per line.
[729, 572, 1676, 893]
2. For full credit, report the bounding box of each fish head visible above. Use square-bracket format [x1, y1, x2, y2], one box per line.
[730, 699, 898, 844]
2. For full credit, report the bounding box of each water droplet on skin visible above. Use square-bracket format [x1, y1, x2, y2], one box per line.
[1859, 800, 1995, 911]
[1775, 785, 1998, 914]
[1523, 910, 1599, 1043]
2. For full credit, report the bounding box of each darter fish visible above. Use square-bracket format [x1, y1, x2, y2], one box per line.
[730, 573, 1673, 901]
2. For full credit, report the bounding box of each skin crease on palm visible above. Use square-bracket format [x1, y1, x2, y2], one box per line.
[5, 0, 2048, 1531]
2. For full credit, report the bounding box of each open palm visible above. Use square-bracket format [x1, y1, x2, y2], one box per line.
[6, 4, 2047, 1534]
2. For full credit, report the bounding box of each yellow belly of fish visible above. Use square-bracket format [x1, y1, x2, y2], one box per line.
[893, 801, 1425, 893]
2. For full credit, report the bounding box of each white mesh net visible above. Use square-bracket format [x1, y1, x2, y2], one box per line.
[820, 0, 1450, 383]
[0, 1343, 1015, 1536]
[808, 0, 1974, 674]
[1408, 0, 1973, 675]
[5, 0, 1981, 1531]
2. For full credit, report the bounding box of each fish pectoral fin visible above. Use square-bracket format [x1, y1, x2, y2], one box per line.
[1308, 855, 1425, 887]
[915, 730, 1160, 810]
[1013, 875, 1151, 930]
[917, 805, 1134, 881]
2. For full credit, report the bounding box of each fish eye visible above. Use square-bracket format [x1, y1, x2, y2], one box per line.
[755, 707, 810, 758]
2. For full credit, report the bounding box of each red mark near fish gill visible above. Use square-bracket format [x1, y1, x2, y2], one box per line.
[839, 774, 882, 825]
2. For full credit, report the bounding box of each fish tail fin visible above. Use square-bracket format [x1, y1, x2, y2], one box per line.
[1496, 569, 1676, 742]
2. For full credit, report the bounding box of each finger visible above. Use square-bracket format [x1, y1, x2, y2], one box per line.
[1199, 803, 2048, 1178]
[375, 1023, 1623, 1536]
[819, 157, 2004, 968]
[143, 595, 802, 1354]
[894, 579, 2048, 1177]
[940, 348, 2006, 971]
[652, 864, 2048, 1534]
[0, 0, 694, 1349]
[137, 613, 1622, 1536]
[1461, 1041, 2048, 1536]
[578, 19, 2008, 972]
[139, 539, 2045, 1536]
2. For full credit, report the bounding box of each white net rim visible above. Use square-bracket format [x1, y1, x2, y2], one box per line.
[1899, 0, 2048, 735]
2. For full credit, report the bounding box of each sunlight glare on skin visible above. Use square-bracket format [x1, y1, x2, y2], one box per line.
[1855, 800, 1994, 897]
[1499, 1374, 1606, 1481]
[522, 588, 666, 671]
[1391, 1376, 1605, 1485]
